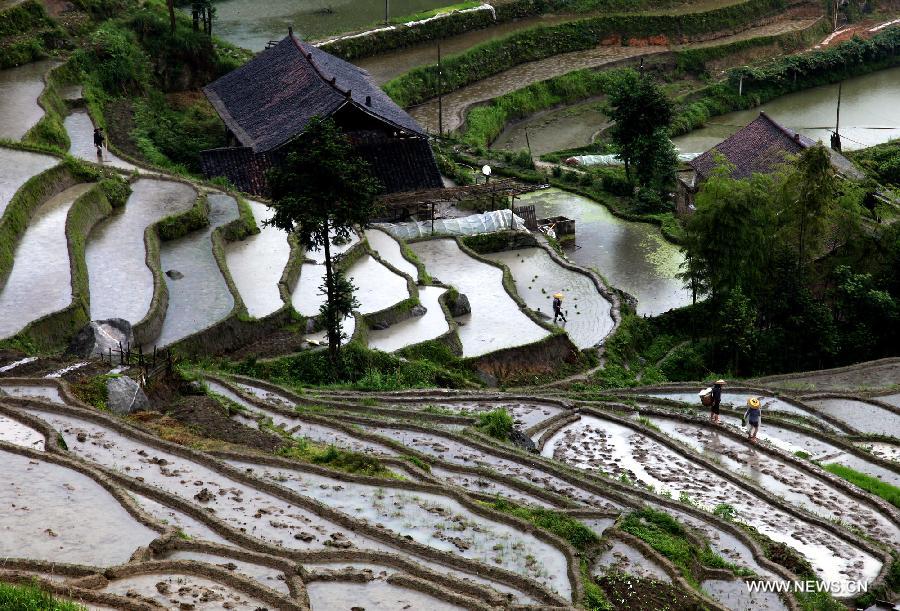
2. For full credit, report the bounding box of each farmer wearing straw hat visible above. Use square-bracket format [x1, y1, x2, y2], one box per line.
[552, 293, 567, 323]
[710, 379, 725, 424]
[744, 398, 762, 443]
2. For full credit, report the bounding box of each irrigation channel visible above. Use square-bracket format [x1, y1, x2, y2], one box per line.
[0, 356, 897, 609]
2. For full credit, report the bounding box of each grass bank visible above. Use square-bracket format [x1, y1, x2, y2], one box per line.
[821, 462, 900, 508]
[385, 0, 787, 107]
[0, 582, 84, 611]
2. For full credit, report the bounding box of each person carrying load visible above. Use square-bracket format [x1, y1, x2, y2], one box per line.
[699, 379, 725, 424]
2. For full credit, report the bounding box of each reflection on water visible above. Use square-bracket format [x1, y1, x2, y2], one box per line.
[519, 189, 690, 316]
[673, 67, 900, 154]
[202, 0, 453, 52]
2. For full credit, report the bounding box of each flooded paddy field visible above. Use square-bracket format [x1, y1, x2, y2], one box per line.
[347, 254, 410, 315]
[636, 389, 829, 421]
[64, 110, 138, 172]
[102, 572, 273, 610]
[87, 179, 197, 324]
[0, 184, 92, 340]
[0, 148, 57, 218]
[367, 285, 449, 352]
[702, 578, 789, 611]
[410, 238, 549, 356]
[0, 413, 44, 449]
[307, 579, 466, 611]
[364, 228, 419, 279]
[0, 449, 157, 565]
[0, 60, 56, 141]
[518, 189, 690, 316]
[594, 538, 671, 582]
[541, 414, 884, 584]
[492, 98, 608, 156]
[804, 397, 900, 437]
[224, 200, 290, 319]
[153, 193, 239, 347]
[483, 247, 614, 348]
[165, 550, 290, 595]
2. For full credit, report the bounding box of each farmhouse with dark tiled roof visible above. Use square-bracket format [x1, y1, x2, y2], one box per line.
[200, 32, 443, 196]
[676, 112, 863, 214]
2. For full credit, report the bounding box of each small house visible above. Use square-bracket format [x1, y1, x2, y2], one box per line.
[676, 112, 863, 214]
[200, 32, 443, 196]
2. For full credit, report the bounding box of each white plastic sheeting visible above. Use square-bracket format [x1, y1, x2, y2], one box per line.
[376, 209, 528, 240]
[566, 152, 701, 167]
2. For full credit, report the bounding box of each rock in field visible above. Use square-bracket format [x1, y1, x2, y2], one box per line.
[106, 375, 150, 415]
[67, 318, 134, 358]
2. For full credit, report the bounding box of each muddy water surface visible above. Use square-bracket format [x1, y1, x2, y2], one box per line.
[225, 200, 290, 318]
[234, 460, 572, 597]
[129, 491, 234, 546]
[307, 579, 466, 611]
[0, 184, 92, 339]
[166, 550, 290, 595]
[673, 67, 900, 154]
[702, 579, 789, 611]
[411, 238, 549, 356]
[492, 98, 608, 156]
[520, 189, 689, 315]
[642, 390, 826, 421]
[0, 414, 44, 449]
[541, 414, 883, 584]
[365, 228, 418, 279]
[0, 60, 56, 140]
[428, 465, 557, 508]
[65, 110, 137, 172]
[154, 193, 239, 346]
[0, 450, 157, 565]
[594, 539, 671, 582]
[87, 179, 197, 324]
[0, 148, 57, 217]
[367, 285, 449, 352]
[483, 247, 614, 348]
[0, 383, 64, 404]
[347, 254, 410, 314]
[805, 398, 900, 437]
[103, 573, 274, 610]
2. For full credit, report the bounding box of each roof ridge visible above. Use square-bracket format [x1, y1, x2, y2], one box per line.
[758, 111, 807, 146]
[289, 33, 352, 99]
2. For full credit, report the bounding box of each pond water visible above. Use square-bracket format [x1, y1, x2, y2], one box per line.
[224, 200, 290, 318]
[410, 238, 549, 356]
[673, 67, 900, 155]
[154, 193, 239, 347]
[0, 449, 157, 566]
[87, 179, 197, 325]
[367, 285, 449, 352]
[519, 189, 690, 316]
[64, 110, 138, 172]
[483, 247, 614, 349]
[0, 184, 92, 339]
[0, 148, 57, 218]
[203, 0, 452, 52]
[0, 60, 56, 141]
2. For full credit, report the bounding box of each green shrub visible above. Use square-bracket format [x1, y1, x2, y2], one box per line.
[72, 22, 151, 95]
[99, 176, 132, 208]
[156, 193, 209, 241]
[477, 408, 514, 441]
[487, 498, 599, 551]
[0, 582, 85, 610]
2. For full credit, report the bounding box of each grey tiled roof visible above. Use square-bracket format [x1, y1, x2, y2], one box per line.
[204, 34, 426, 153]
[689, 112, 863, 181]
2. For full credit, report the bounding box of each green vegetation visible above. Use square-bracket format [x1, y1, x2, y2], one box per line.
[228, 342, 476, 391]
[0, 1, 65, 70]
[486, 498, 599, 550]
[277, 438, 396, 478]
[0, 582, 84, 611]
[385, 0, 786, 107]
[713, 502, 736, 521]
[156, 192, 209, 241]
[71, 374, 117, 410]
[477, 408, 514, 441]
[267, 117, 383, 361]
[849, 138, 900, 187]
[620, 508, 743, 587]
[822, 463, 900, 508]
[391, 1, 481, 24]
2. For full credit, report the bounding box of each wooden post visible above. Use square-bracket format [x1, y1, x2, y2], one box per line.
[525, 129, 533, 159]
[385, 0, 389, 24]
[738, 75, 743, 96]
[437, 42, 444, 137]
[831, 83, 843, 152]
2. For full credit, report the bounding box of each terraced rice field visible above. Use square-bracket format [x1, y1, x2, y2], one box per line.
[0, 60, 56, 140]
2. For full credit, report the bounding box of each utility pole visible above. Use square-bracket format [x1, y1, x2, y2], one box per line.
[437, 42, 444, 137]
[385, 0, 389, 25]
[831, 82, 843, 152]
[525, 128, 533, 159]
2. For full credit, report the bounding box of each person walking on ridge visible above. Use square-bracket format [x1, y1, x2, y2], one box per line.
[710, 379, 725, 424]
[744, 398, 762, 443]
[93, 127, 105, 161]
[552, 292, 567, 324]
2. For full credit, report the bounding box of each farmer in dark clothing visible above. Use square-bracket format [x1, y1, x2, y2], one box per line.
[93, 127, 105, 161]
[552, 293, 567, 323]
[710, 379, 725, 424]
[744, 397, 762, 443]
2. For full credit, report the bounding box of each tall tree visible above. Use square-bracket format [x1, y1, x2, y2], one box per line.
[166, 0, 176, 33]
[605, 70, 678, 195]
[266, 117, 383, 362]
